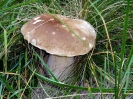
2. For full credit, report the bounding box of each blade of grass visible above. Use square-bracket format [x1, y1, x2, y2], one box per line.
[18, 53, 23, 97]
[114, 52, 119, 99]
[29, 67, 87, 90]
[121, 50, 133, 99]
[0, 23, 18, 61]
[0, 76, 19, 98]
[88, 84, 94, 99]
[123, 46, 133, 94]
[118, 0, 130, 96]
[33, 50, 59, 82]
[103, 57, 107, 88]
[0, 84, 2, 98]
[91, 63, 104, 98]
[20, 69, 36, 99]
[29, 67, 133, 93]
[2, 25, 8, 72]
[9, 89, 23, 98]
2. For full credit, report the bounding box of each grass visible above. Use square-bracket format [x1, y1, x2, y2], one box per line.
[0, 0, 133, 99]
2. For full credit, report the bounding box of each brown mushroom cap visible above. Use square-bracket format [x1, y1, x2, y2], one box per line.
[21, 14, 96, 57]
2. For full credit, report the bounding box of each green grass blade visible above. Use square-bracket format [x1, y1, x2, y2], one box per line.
[88, 86, 94, 99]
[18, 53, 23, 96]
[0, 84, 2, 98]
[34, 50, 59, 82]
[0, 24, 8, 72]
[114, 52, 119, 98]
[9, 89, 23, 98]
[118, 0, 130, 90]
[103, 57, 107, 88]
[0, 76, 19, 98]
[29, 67, 87, 90]
[123, 46, 133, 93]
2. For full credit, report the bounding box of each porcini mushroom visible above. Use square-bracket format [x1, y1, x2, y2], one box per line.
[21, 14, 96, 81]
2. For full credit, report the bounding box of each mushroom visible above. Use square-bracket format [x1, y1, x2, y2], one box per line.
[21, 14, 96, 81]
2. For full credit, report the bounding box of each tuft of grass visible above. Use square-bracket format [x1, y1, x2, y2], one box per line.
[0, 0, 133, 99]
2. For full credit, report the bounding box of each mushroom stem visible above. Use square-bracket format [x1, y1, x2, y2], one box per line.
[47, 55, 74, 81]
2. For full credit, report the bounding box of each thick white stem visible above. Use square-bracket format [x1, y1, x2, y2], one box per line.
[47, 55, 74, 81]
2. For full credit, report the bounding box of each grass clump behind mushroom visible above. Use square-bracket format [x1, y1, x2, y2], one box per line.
[0, 0, 133, 99]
